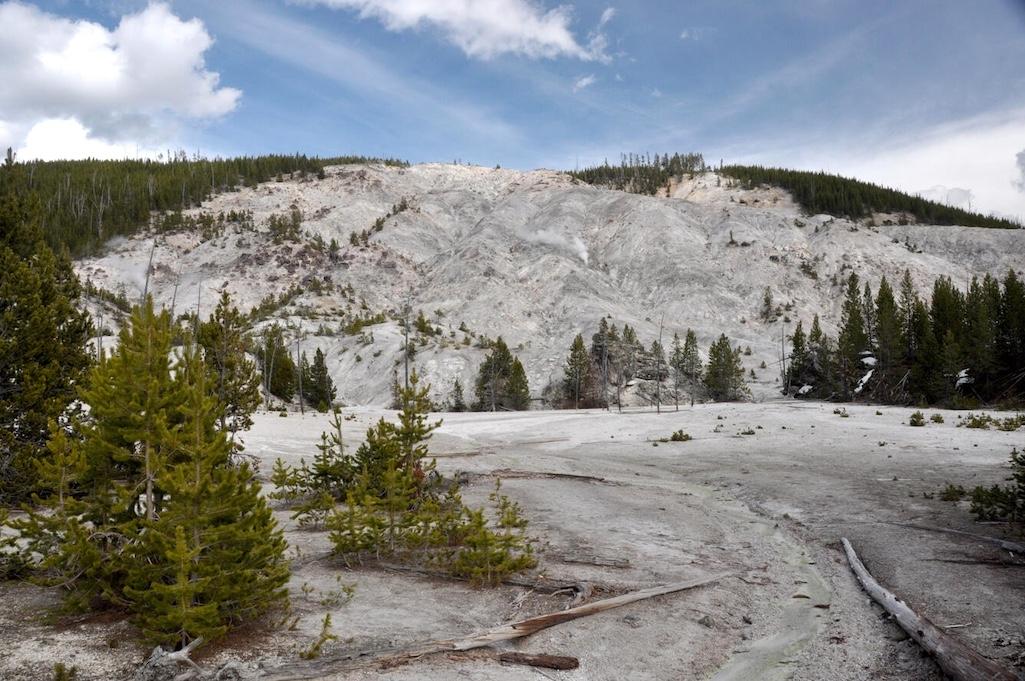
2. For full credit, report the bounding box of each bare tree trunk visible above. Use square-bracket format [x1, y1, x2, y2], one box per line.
[842, 538, 1020, 681]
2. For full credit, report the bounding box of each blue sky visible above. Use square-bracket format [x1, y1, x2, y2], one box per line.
[3, 0, 1025, 220]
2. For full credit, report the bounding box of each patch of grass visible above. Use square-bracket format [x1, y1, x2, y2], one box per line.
[930, 413, 944, 424]
[908, 411, 925, 427]
[669, 430, 692, 442]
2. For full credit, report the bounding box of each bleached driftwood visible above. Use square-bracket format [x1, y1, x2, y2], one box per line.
[257, 573, 728, 680]
[842, 538, 1021, 681]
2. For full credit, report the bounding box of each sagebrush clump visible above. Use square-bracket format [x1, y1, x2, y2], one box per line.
[908, 411, 925, 427]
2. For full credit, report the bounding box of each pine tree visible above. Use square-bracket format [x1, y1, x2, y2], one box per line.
[807, 315, 837, 396]
[125, 339, 288, 647]
[669, 332, 684, 410]
[18, 308, 289, 645]
[703, 334, 749, 401]
[998, 269, 1025, 382]
[258, 324, 296, 403]
[874, 276, 901, 373]
[862, 282, 876, 350]
[786, 320, 812, 391]
[449, 378, 467, 412]
[898, 269, 918, 360]
[837, 273, 868, 396]
[681, 329, 702, 406]
[0, 180, 92, 503]
[563, 334, 591, 408]
[507, 359, 531, 410]
[760, 286, 774, 321]
[303, 347, 336, 412]
[198, 291, 261, 446]
[471, 338, 527, 411]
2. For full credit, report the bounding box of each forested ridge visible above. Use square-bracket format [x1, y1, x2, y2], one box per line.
[0, 150, 407, 256]
[568, 152, 1020, 230]
[720, 164, 1021, 229]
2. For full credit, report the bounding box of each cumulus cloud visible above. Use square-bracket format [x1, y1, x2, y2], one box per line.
[572, 74, 596, 93]
[0, 2, 240, 159]
[1015, 149, 1025, 193]
[916, 185, 975, 210]
[302, 0, 608, 60]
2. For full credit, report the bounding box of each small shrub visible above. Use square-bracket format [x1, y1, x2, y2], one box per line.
[930, 413, 944, 424]
[52, 664, 78, 681]
[939, 484, 966, 502]
[962, 412, 993, 429]
[833, 407, 849, 418]
[300, 614, 338, 660]
[908, 411, 925, 427]
[740, 428, 756, 435]
[969, 447, 1025, 523]
[669, 430, 692, 442]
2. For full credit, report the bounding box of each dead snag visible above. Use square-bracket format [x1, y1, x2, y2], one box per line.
[841, 538, 1021, 681]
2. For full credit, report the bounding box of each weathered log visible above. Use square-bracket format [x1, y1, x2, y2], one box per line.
[893, 523, 1025, 555]
[497, 651, 579, 670]
[841, 538, 1021, 681]
[257, 573, 727, 680]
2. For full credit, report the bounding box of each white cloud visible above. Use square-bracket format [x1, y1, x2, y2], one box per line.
[301, 0, 607, 60]
[651, 88, 662, 98]
[916, 185, 975, 210]
[739, 109, 1025, 224]
[1015, 149, 1025, 193]
[599, 7, 616, 27]
[679, 27, 713, 41]
[0, 1, 239, 159]
[573, 74, 597, 93]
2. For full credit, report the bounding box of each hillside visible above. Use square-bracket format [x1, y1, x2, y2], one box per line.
[75, 163, 1025, 407]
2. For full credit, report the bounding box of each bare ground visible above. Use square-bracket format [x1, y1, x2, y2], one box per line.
[3, 400, 1024, 680]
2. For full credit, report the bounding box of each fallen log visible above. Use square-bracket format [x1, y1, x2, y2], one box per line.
[257, 573, 727, 680]
[841, 538, 1021, 681]
[892, 523, 1025, 555]
[497, 651, 579, 670]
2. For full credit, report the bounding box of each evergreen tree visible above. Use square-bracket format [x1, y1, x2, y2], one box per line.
[0, 180, 92, 503]
[563, 334, 591, 408]
[681, 329, 702, 406]
[862, 282, 876, 349]
[15, 301, 288, 645]
[703, 334, 749, 401]
[258, 324, 296, 403]
[472, 339, 530, 411]
[786, 320, 813, 391]
[648, 339, 666, 409]
[998, 270, 1025, 383]
[124, 341, 289, 647]
[197, 291, 261, 445]
[760, 287, 774, 321]
[449, 378, 467, 412]
[303, 347, 336, 412]
[898, 269, 918, 360]
[669, 332, 684, 410]
[837, 273, 868, 396]
[963, 276, 997, 393]
[507, 359, 531, 411]
[874, 277, 901, 373]
[808, 315, 837, 396]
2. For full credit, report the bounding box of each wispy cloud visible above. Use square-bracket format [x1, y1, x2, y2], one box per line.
[1015, 149, 1025, 193]
[599, 7, 616, 27]
[573, 74, 597, 93]
[215, 0, 520, 143]
[679, 27, 714, 41]
[298, 0, 608, 61]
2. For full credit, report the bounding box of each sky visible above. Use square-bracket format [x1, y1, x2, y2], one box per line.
[2, 0, 1025, 222]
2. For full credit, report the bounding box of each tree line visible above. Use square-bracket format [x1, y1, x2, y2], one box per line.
[0, 148, 408, 257]
[550, 318, 749, 410]
[720, 164, 1021, 230]
[568, 152, 706, 196]
[786, 269, 1025, 406]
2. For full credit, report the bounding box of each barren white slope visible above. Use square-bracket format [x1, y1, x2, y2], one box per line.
[75, 164, 1025, 406]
